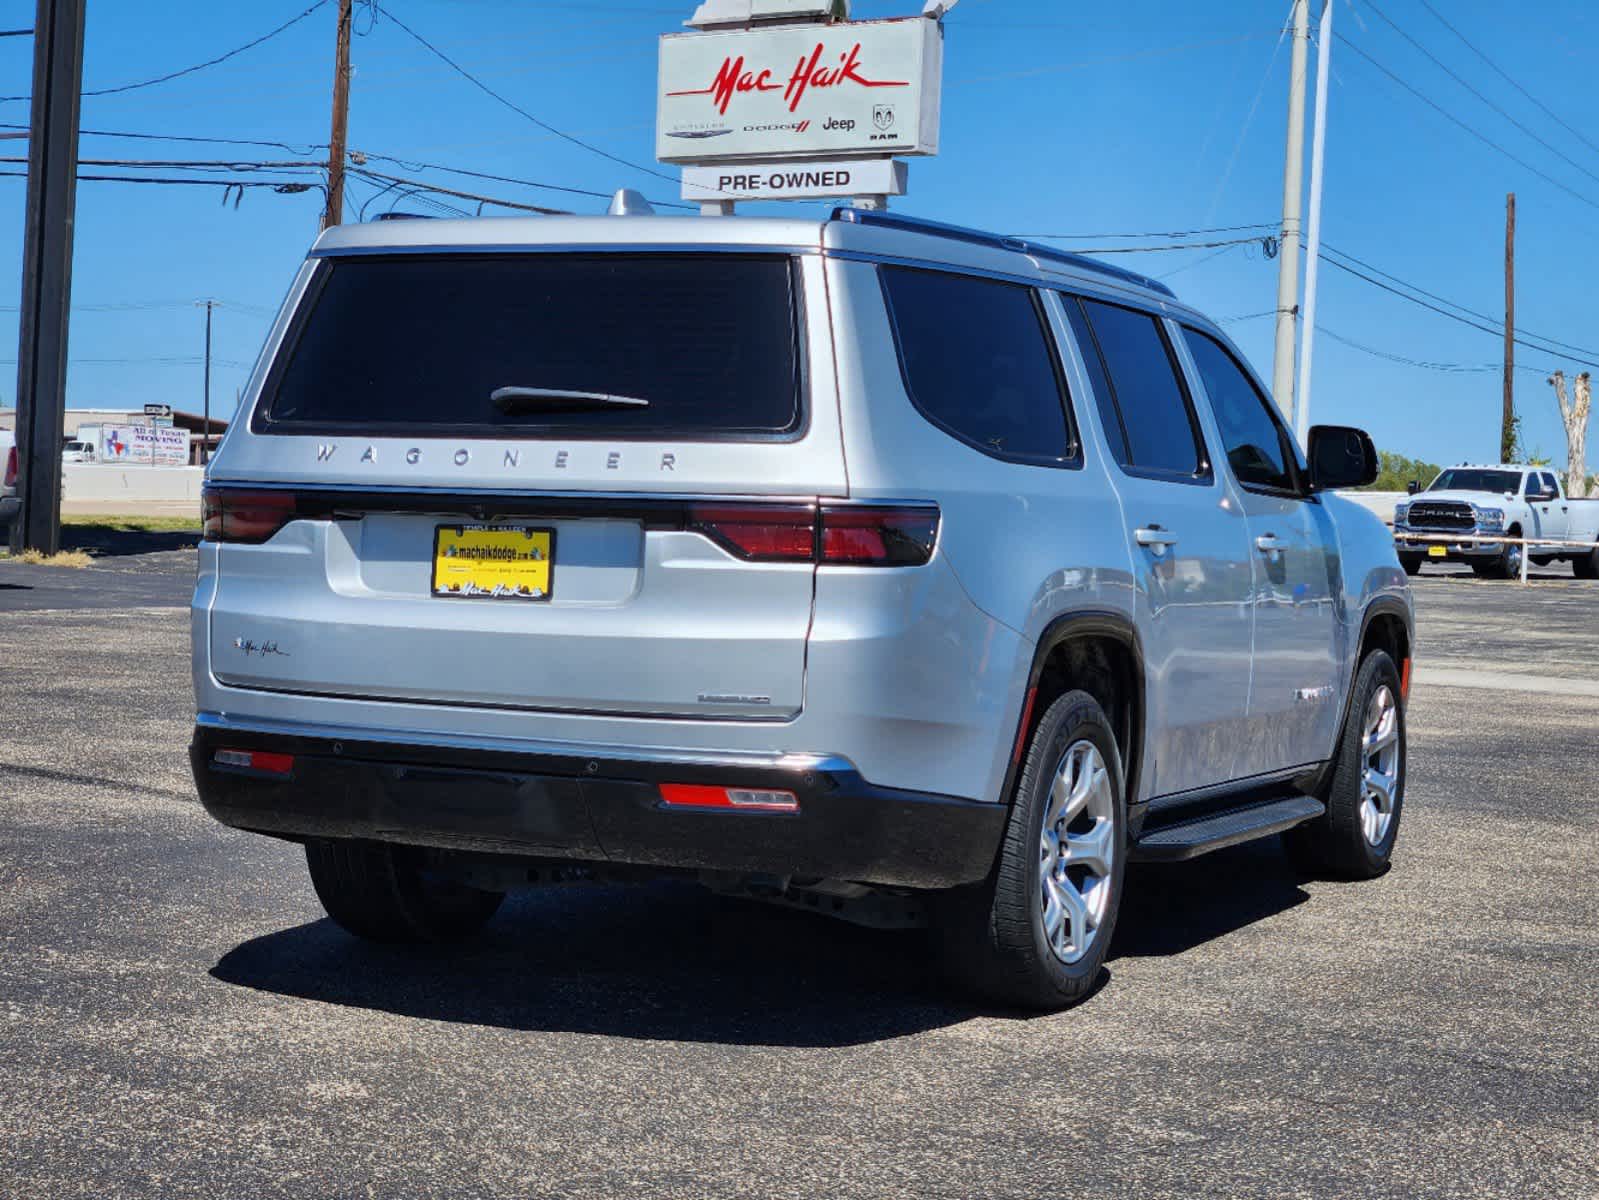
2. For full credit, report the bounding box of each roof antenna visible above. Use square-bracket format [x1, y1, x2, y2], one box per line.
[608, 188, 656, 216]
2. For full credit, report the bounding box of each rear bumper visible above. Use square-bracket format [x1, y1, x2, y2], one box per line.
[0, 495, 18, 529]
[190, 718, 1006, 889]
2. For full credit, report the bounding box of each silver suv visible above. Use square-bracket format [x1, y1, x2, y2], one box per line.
[191, 209, 1413, 1008]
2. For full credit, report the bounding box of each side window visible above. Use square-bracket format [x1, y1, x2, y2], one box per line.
[1524, 474, 1539, 497]
[1072, 297, 1209, 479]
[1180, 326, 1298, 492]
[1542, 472, 1560, 497]
[1062, 299, 1131, 465]
[879, 266, 1077, 465]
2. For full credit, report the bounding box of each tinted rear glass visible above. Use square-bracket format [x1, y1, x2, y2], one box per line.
[880, 266, 1075, 464]
[1430, 469, 1519, 493]
[257, 254, 802, 438]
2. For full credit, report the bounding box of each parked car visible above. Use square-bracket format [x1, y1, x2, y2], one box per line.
[190, 209, 1413, 1009]
[61, 440, 95, 463]
[0, 430, 18, 537]
[1394, 463, 1599, 578]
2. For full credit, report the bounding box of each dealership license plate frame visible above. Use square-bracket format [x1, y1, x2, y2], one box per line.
[431, 524, 556, 601]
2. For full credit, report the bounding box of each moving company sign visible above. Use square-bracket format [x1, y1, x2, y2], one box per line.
[103, 425, 188, 466]
[657, 18, 942, 162]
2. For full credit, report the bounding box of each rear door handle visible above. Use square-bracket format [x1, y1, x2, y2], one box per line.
[1134, 526, 1179, 550]
[1255, 533, 1283, 554]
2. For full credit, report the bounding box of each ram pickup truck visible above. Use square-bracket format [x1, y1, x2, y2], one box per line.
[1394, 464, 1599, 578]
[191, 208, 1415, 1010]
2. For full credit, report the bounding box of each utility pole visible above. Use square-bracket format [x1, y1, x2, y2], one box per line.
[1271, 0, 1311, 424]
[322, 0, 353, 230]
[11, 0, 85, 555]
[1502, 192, 1517, 463]
[1295, 0, 1332, 447]
[200, 299, 214, 465]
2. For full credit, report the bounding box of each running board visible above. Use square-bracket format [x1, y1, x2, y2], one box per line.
[1130, 794, 1325, 863]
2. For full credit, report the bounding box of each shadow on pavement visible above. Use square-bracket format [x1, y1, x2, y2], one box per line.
[1112, 837, 1309, 959]
[212, 843, 1310, 1042]
[62, 525, 200, 558]
[212, 880, 988, 1047]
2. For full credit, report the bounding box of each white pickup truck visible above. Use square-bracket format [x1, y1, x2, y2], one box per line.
[1394, 463, 1599, 578]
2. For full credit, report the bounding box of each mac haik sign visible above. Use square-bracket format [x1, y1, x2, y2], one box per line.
[657, 17, 942, 163]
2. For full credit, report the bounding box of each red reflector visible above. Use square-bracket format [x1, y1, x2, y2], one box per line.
[214, 748, 295, 776]
[3, 446, 16, 489]
[1011, 685, 1039, 768]
[659, 783, 800, 813]
[820, 505, 939, 566]
[688, 503, 815, 562]
[202, 488, 299, 544]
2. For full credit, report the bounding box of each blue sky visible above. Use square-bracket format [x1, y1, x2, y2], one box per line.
[2, 0, 1596, 466]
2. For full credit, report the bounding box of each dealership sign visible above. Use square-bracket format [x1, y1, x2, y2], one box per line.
[656, 17, 942, 163]
[682, 157, 906, 202]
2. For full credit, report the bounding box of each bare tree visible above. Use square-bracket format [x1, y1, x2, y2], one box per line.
[1548, 371, 1593, 498]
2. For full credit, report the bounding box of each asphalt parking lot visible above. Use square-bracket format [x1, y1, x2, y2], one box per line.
[1, 545, 1595, 1199]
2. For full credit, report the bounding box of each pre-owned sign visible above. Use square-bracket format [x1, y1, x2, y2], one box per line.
[682, 158, 906, 202]
[657, 17, 941, 163]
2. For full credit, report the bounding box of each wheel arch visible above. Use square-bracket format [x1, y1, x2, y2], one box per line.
[1001, 611, 1146, 811]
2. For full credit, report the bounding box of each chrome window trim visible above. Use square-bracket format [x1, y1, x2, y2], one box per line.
[310, 241, 824, 259]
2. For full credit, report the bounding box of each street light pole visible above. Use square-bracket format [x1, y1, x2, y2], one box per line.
[1295, 0, 1333, 446]
[201, 299, 213, 465]
[1270, 0, 1310, 424]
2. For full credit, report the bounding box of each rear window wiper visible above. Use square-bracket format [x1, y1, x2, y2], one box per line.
[490, 386, 651, 413]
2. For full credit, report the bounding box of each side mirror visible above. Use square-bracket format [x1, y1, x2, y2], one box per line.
[1407, 480, 1421, 495]
[1306, 425, 1378, 491]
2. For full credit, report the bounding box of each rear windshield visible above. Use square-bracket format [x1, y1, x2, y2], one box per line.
[255, 253, 802, 439]
[1429, 469, 1519, 494]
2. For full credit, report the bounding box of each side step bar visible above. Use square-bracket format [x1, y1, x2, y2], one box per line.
[1130, 794, 1325, 863]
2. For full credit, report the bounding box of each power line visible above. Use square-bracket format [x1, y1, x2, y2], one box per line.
[1321, 243, 1599, 361]
[1072, 236, 1267, 254]
[1416, 0, 1599, 160]
[1336, 33, 1599, 214]
[0, 168, 320, 200]
[1362, 0, 1599, 189]
[1317, 255, 1599, 371]
[0, 2, 331, 104]
[377, 7, 677, 185]
[348, 166, 571, 216]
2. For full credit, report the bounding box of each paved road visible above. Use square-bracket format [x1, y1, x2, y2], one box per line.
[1, 553, 1595, 1198]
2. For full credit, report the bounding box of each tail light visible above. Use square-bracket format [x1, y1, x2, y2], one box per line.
[3, 445, 16, 489]
[202, 487, 300, 544]
[688, 502, 939, 566]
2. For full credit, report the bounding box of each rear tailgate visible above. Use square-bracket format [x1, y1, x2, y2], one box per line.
[203, 246, 845, 721]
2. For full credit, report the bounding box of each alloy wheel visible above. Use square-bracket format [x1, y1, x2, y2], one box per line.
[1359, 683, 1401, 846]
[1038, 739, 1116, 964]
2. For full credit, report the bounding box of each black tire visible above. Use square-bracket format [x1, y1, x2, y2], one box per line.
[1485, 531, 1524, 580]
[1398, 553, 1425, 577]
[305, 839, 504, 943]
[937, 691, 1127, 1010]
[1574, 546, 1599, 580]
[1285, 651, 1406, 880]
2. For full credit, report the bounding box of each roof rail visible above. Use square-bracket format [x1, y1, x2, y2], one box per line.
[829, 208, 1176, 298]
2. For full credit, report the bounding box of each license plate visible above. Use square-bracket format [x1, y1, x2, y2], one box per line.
[432, 525, 554, 600]
[1428, 545, 1447, 558]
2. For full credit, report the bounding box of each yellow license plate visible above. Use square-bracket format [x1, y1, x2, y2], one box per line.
[432, 525, 554, 600]
[1428, 545, 1447, 558]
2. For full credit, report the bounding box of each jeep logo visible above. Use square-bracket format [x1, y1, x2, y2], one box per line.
[822, 117, 856, 132]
